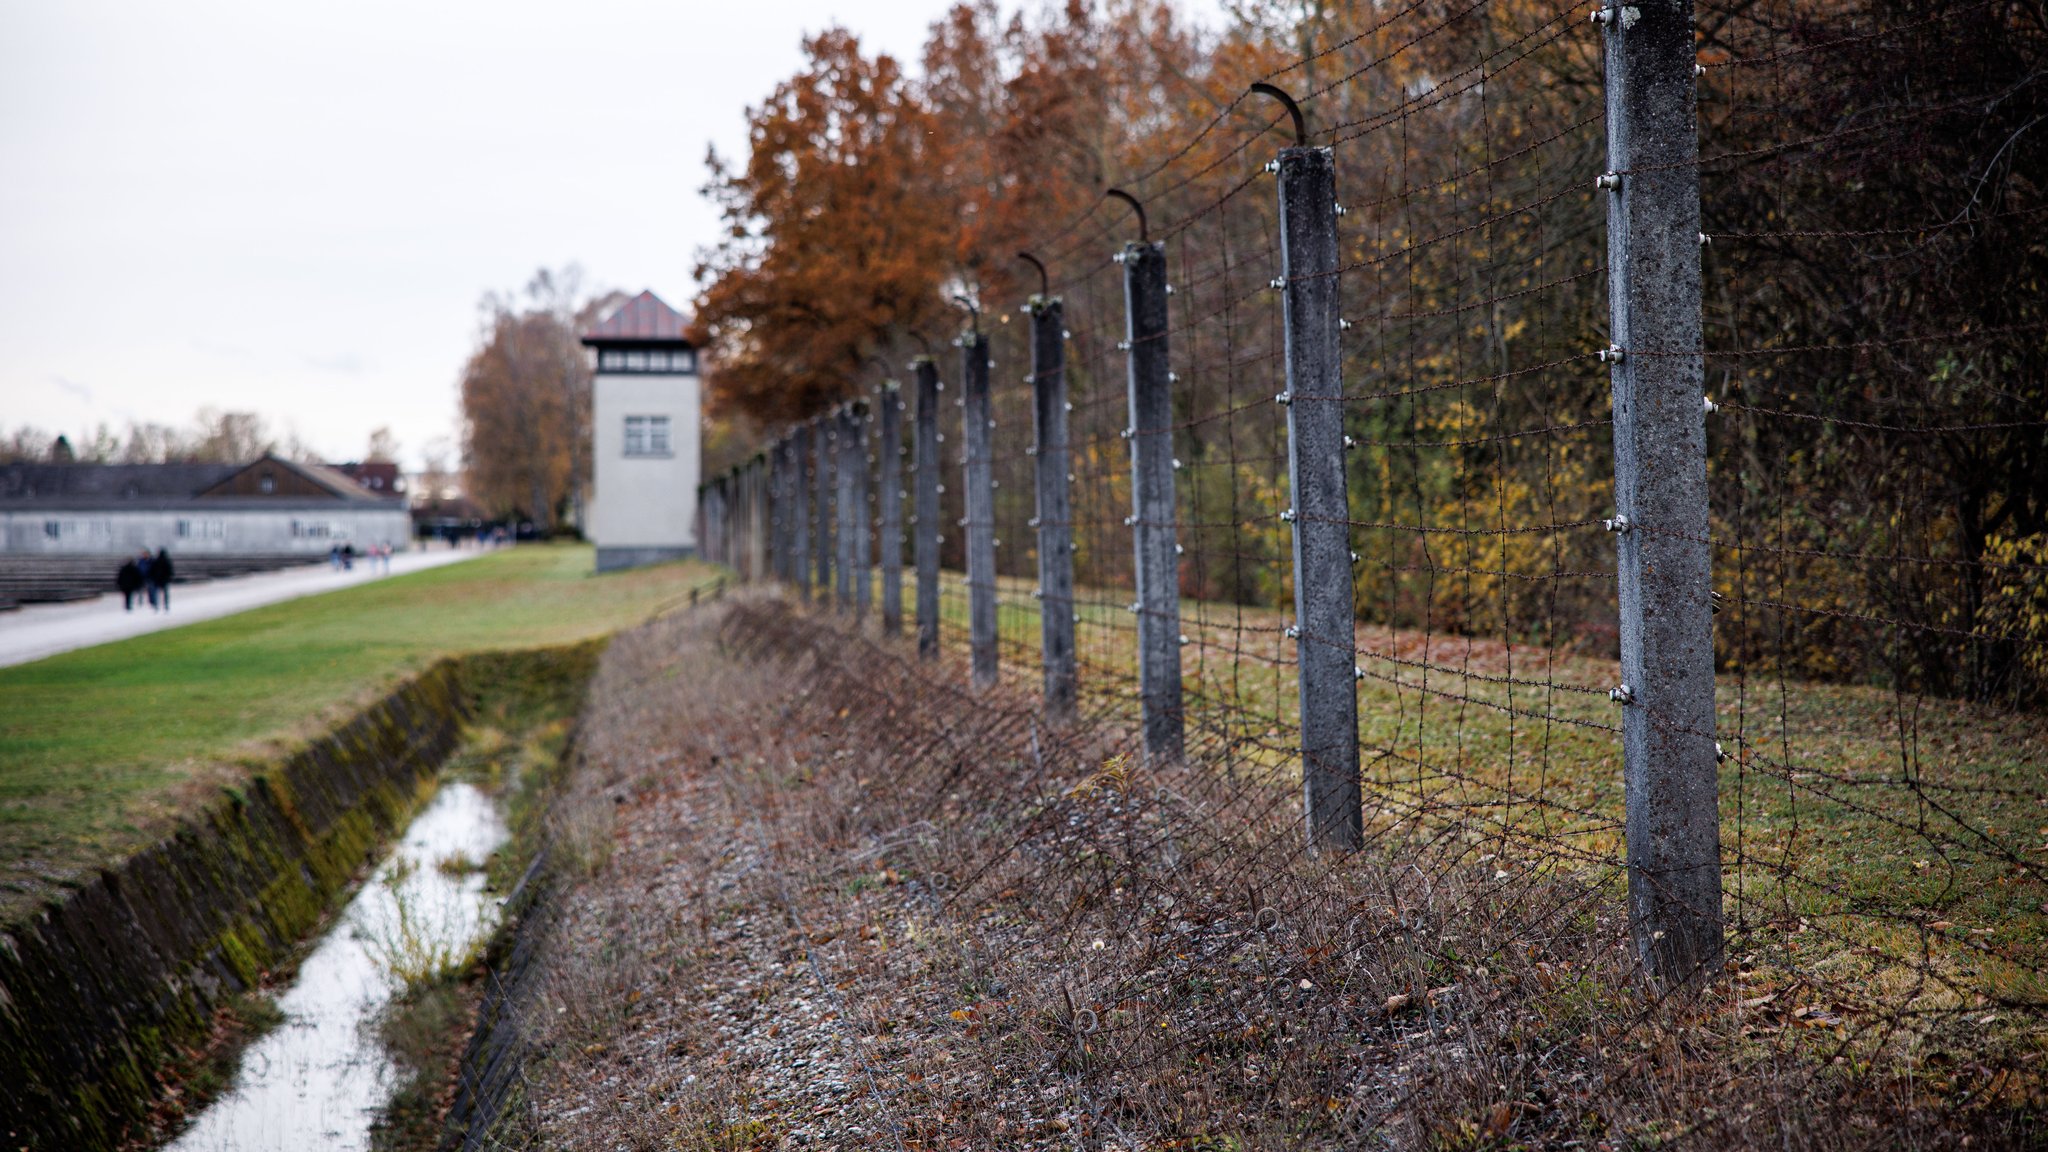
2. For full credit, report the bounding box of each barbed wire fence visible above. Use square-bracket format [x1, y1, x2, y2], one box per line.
[671, 0, 2046, 1140]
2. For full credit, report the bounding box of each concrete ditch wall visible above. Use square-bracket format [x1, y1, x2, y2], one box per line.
[0, 660, 470, 1150]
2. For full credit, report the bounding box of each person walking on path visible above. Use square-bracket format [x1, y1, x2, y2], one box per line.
[151, 548, 174, 612]
[138, 550, 158, 611]
[116, 555, 143, 611]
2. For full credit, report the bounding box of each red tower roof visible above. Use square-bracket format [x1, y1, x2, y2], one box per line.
[583, 290, 693, 344]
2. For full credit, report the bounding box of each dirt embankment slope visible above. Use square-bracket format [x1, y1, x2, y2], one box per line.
[480, 595, 2039, 1150]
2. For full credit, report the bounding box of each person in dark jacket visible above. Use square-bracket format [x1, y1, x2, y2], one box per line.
[116, 555, 143, 611]
[138, 551, 157, 610]
[151, 548, 174, 611]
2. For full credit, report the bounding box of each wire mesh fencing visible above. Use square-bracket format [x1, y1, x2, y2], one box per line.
[682, 0, 2048, 1132]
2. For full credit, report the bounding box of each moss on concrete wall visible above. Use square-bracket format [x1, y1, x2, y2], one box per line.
[0, 661, 470, 1150]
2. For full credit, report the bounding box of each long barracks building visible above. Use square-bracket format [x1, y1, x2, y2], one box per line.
[0, 455, 412, 556]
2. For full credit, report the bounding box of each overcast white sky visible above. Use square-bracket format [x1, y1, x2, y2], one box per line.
[0, 1, 1041, 470]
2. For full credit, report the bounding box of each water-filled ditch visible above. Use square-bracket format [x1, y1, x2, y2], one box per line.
[164, 781, 508, 1152]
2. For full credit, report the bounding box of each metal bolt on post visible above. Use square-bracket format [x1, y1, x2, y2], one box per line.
[913, 357, 942, 659]
[1601, 0, 1723, 985]
[961, 330, 999, 689]
[1028, 287, 1078, 722]
[878, 381, 905, 634]
[1265, 98, 1363, 851]
[1119, 224, 1184, 764]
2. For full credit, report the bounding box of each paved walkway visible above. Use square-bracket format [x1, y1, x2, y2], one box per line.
[0, 546, 487, 669]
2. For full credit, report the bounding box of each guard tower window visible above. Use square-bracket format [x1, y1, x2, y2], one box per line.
[597, 347, 694, 373]
[259, 473, 276, 494]
[624, 415, 671, 457]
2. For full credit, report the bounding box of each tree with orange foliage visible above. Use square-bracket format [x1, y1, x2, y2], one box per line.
[459, 268, 622, 532]
[693, 29, 957, 426]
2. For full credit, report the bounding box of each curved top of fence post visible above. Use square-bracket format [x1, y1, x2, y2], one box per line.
[1248, 82, 1308, 146]
[1105, 189, 1148, 244]
[1016, 251, 1049, 298]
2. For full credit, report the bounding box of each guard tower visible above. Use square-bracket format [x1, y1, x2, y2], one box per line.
[581, 290, 701, 572]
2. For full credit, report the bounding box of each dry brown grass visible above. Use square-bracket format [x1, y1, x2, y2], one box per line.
[489, 593, 2042, 1150]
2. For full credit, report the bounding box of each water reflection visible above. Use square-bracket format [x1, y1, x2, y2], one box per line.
[166, 781, 507, 1152]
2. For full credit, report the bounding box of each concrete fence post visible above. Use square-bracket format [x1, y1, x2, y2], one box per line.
[731, 467, 743, 577]
[728, 470, 742, 576]
[733, 463, 749, 578]
[751, 454, 769, 582]
[1122, 239, 1184, 764]
[711, 476, 726, 567]
[879, 381, 905, 634]
[813, 414, 834, 603]
[848, 402, 872, 619]
[1028, 295, 1078, 722]
[1601, 0, 1722, 984]
[765, 443, 780, 581]
[913, 358, 942, 659]
[961, 329, 999, 689]
[713, 479, 725, 567]
[747, 463, 758, 577]
[784, 436, 799, 583]
[1276, 142, 1362, 850]
[793, 427, 812, 599]
[737, 467, 747, 574]
[770, 439, 786, 582]
[836, 406, 857, 611]
[775, 437, 794, 583]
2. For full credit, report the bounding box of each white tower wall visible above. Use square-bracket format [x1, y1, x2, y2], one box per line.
[589, 369, 700, 572]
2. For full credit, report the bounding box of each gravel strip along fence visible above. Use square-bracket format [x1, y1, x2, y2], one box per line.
[466, 591, 2038, 1151]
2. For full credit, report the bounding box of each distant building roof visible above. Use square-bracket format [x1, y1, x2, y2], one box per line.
[1, 455, 400, 511]
[0, 462, 239, 504]
[331, 460, 403, 494]
[582, 290, 693, 345]
[272, 457, 385, 499]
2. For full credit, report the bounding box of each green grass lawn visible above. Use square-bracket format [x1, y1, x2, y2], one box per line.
[852, 566, 2048, 1020]
[0, 544, 716, 920]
